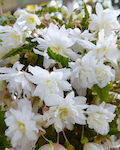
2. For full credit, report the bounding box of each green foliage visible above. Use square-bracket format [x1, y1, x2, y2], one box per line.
[109, 119, 120, 135]
[0, 136, 11, 150]
[35, 126, 57, 150]
[81, 3, 89, 30]
[117, 39, 120, 50]
[47, 47, 69, 68]
[0, 108, 7, 135]
[80, 137, 88, 144]
[0, 107, 11, 149]
[93, 84, 110, 103]
[51, 16, 64, 26]
[0, 15, 16, 26]
[65, 141, 75, 150]
[2, 38, 38, 59]
[36, 6, 61, 16]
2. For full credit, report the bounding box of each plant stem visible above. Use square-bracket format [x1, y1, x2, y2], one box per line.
[62, 130, 68, 142]
[105, 139, 110, 150]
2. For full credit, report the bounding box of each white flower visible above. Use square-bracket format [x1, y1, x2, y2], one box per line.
[14, 9, 28, 18]
[0, 26, 24, 58]
[27, 65, 71, 105]
[70, 53, 115, 90]
[33, 23, 78, 68]
[70, 57, 96, 90]
[91, 29, 120, 65]
[84, 143, 105, 150]
[69, 28, 96, 51]
[14, 10, 40, 31]
[43, 92, 88, 133]
[86, 102, 116, 135]
[89, 3, 120, 35]
[0, 62, 35, 98]
[94, 61, 115, 88]
[5, 99, 43, 150]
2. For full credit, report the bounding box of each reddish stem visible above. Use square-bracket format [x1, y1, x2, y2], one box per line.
[57, 133, 60, 144]
[105, 139, 110, 150]
[0, 7, 3, 15]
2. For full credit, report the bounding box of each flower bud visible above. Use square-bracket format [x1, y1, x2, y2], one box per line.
[61, 6, 68, 18]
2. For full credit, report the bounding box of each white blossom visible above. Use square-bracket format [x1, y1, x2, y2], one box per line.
[69, 28, 96, 52]
[33, 23, 78, 68]
[5, 99, 43, 150]
[84, 143, 105, 150]
[70, 53, 115, 91]
[91, 29, 120, 65]
[14, 10, 41, 31]
[27, 65, 71, 105]
[86, 102, 116, 135]
[89, 3, 120, 35]
[0, 26, 24, 58]
[43, 92, 88, 132]
[0, 62, 35, 98]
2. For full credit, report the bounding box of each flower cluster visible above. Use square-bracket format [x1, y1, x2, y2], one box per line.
[0, 1, 120, 150]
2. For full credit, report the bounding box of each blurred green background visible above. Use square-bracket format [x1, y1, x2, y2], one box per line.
[0, 0, 50, 12]
[0, 0, 120, 12]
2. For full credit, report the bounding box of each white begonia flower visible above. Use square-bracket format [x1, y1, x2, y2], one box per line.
[27, 65, 71, 105]
[86, 102, 116, 135]
[43, 91, 88, 133]
[0, 26, 24, 58]
[91, 29, 120, 65]
[89, 3, 120, 35]
[14, 9, 28, 18]
[0, 62, 35, 98]
[33, 23, 78, 68]
[69, 28, 96, 52]
[14, 10, 40, 31]
[84, 143, 105, 150]
[5, 99, 44, 150]
[70, 53, 115, 91]
[94, 61, 115, 88]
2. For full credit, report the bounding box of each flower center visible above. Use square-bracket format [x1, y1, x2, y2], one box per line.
[60, 108, 68, 119]
[12, 32, 19, 40]
[51, 45, 61, 53]
[103, 46, 107, 52]
[18, 122, 26, 133]
[28, 16, 35, 23]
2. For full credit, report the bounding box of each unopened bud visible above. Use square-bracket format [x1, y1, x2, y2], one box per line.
[61, 6, 68, 18]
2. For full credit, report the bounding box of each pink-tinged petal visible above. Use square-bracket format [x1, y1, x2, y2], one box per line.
[39, 143, 67, 150]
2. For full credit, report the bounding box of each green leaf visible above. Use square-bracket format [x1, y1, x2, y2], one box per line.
[93, 84, 110, 103]
[0, 107, 7, 135]
[81, 3, 89, 30]
[109, 119, 120, 135]
[36, 6, 59, 16]
[0, 107, 11, 150]
[109, 130, 120, 135]
[2, 41, 38, 59]
[47, 47, 69, 68]
[0, 136, 11, 150]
